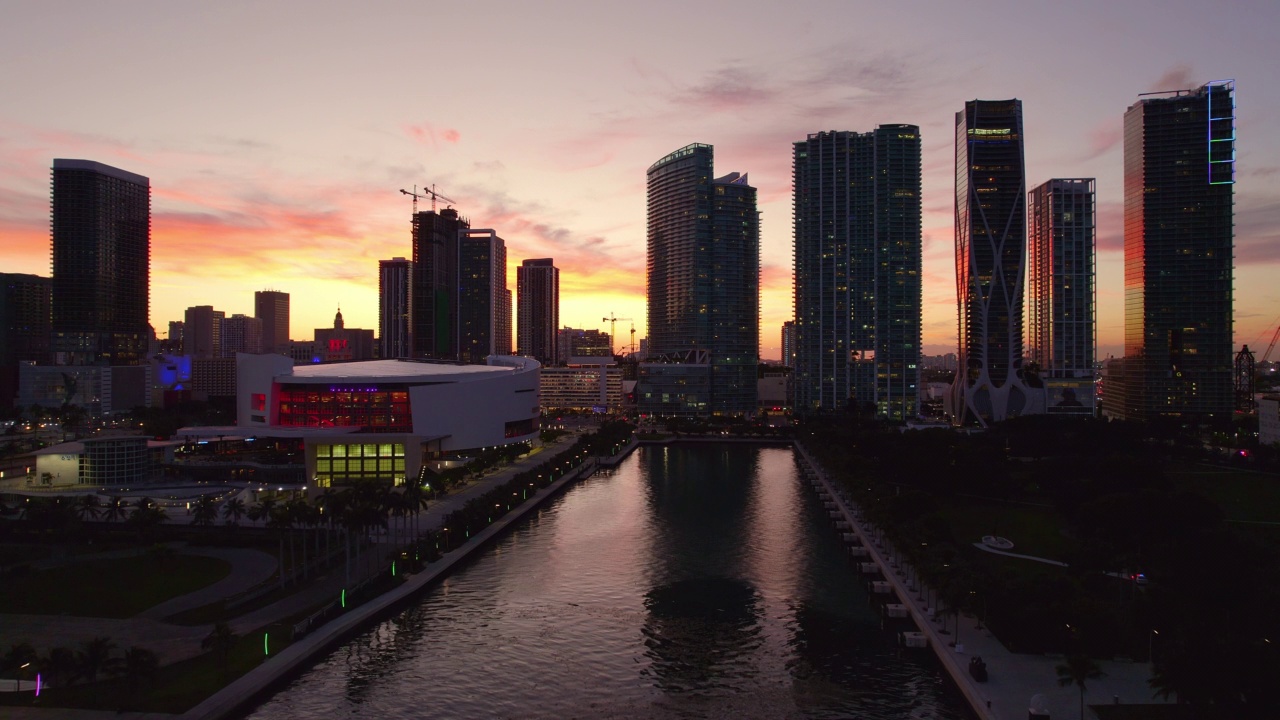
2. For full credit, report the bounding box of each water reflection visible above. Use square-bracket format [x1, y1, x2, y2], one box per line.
[242, 446, 973, 720]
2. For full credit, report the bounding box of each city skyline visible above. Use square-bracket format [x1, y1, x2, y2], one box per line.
[1, 3, 1277, 361]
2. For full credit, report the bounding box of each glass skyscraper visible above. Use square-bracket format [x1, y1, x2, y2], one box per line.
[1027, 179, 1097, 415]
[640, 143, 759, 416]
[378, 258, 412, 360]
[411, 208, 469, 360]
[947, 100, 1035, 426]
[1107, 81, 1235, 423]
[792, 127, 922, 420]
[517, 258, 559, 366]
[50, 159, 150, 366]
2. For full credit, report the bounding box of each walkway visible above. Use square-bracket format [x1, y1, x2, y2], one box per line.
[796, 443, 1167, 720]
[0, 434, 589, 719]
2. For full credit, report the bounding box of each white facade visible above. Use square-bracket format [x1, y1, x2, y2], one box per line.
[1261, 395, 1280, 448]
[235, 355, 541, 485]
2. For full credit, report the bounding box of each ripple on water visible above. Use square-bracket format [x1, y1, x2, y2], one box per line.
[243, 446, 974, 720]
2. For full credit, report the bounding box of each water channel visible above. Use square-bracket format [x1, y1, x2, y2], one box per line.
[244, 444, 975, 719]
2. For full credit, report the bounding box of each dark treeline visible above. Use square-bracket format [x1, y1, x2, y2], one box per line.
[801, 414, 1280, 719]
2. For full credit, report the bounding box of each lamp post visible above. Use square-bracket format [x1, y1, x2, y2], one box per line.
[1150, 629, 1159, 664]
[17, 661, 30, 691]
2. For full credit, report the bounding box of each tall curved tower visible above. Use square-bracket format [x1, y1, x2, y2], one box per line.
[947, 99, 1038, 425]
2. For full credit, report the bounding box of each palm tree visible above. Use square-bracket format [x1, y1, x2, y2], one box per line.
[201, 622, 236, 681]
[74, 494, 101, 522]
[191, 495, 219, 528]
[3, 642, 38, 689]
[75, 636, 117, 683]
[40, 646, 79, 689]
[222, 497, 247, 528]
[1057, 654, 1105, 720]
[115, 646, 159, 712]
[102, 496, 127, 524]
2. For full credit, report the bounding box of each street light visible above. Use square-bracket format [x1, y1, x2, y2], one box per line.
[1150, 629, 1159, 663]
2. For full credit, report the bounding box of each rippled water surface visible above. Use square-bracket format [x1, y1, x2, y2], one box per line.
[244, 445, 974, 719]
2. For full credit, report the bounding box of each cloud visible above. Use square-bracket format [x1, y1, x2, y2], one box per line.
[1095, 201, 1124, 253]
[404, 123, 462, 148]
[1148, 64, 1196, 94]
[679, 65, 777, 112]
[1085, 117, 1123, 159]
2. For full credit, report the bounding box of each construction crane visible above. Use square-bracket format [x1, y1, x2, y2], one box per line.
[1264, 323, 1280, 364]
[603, 313, 635, 355]
[399, 184, 458, 214]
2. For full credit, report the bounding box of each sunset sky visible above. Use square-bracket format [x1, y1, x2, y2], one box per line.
[2, 1, 1277, 361]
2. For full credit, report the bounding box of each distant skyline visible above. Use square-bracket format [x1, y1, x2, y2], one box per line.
[2, 1, 1277, 361]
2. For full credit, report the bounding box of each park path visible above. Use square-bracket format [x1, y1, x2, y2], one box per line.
[797, 443, 1168, 720]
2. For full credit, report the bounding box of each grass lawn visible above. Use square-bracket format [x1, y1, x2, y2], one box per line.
[0, 620, 295, 714]
[1168, 465, 1280, 523]
[0, 554, 231, 617]
[936, 500, 1071, 560]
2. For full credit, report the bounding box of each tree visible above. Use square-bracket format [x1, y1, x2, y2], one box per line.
[201, 622, 236, 681]
[115, 646, 159, 712]
[75, 636, 117, 683]
[74, 494, 102, 522]
[40, 646, 79, 689]
[222, 497, 247, 528]
[2, 642, 38, 688]
[102, 496, 127, 524]
[1057, 654, 1105, 720]
[191, 495, 219, 528]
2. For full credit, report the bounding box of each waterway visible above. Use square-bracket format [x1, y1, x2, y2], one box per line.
[243, 444, 974, 719]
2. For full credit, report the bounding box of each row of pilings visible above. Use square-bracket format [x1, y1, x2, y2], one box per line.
[800, 461, 932, 649]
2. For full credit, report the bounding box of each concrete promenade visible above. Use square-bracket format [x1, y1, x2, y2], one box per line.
[1, 433, 597, 720]
[795, 442, 1167, 720]
[180, 440, 601, 720]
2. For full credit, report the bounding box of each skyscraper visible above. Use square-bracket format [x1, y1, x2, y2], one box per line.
[947, 100, 1035, 426]
[517, 258, 559, 365]
[0, 273, 52, 406]
[254, 290, 290, 353]
[184, 305, 225, 359]
[781, 320, 795, 368]
[1106, 81, 1235, 423]
[458, 229, 510, 364]
[1028, 178, 1097, 415]
[379, 257, 412, 360]
[50, 159, 150, 365]
[411, 208, 469, 360]
[222, 314, 263, 355]
[640, 143, 759, 416]
[792, 127, 922, 420]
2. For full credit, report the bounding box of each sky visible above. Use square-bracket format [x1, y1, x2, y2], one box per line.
[2, 1, 1278, 362]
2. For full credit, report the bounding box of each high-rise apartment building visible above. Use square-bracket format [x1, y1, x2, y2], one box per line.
[781, 320, 796, 368]
[184, 305, 225, 359]
[792, 127, 922, 420]
[458, 229, 510, 364]
[0, 273, 52, 405]
[379, 257, 412, 360]
[411, 209, 469, 360]
[947, 100, 1035, 426]
[222, 314, 263, 356]
[557, 328, 612, 360]
[517, 258, 559, 365]
[1106, 81, 1235, 423]
[640, 143, 759, 416]
[50, 159, 150, 365]
[1028, 178, 1097, 415]
[254, 290, 290, 353]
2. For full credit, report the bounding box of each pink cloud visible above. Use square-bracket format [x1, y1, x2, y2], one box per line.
[1148, 64, 1196, 94]
[1086, 118, 1123, 159]
[404, 123, 462, 148]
